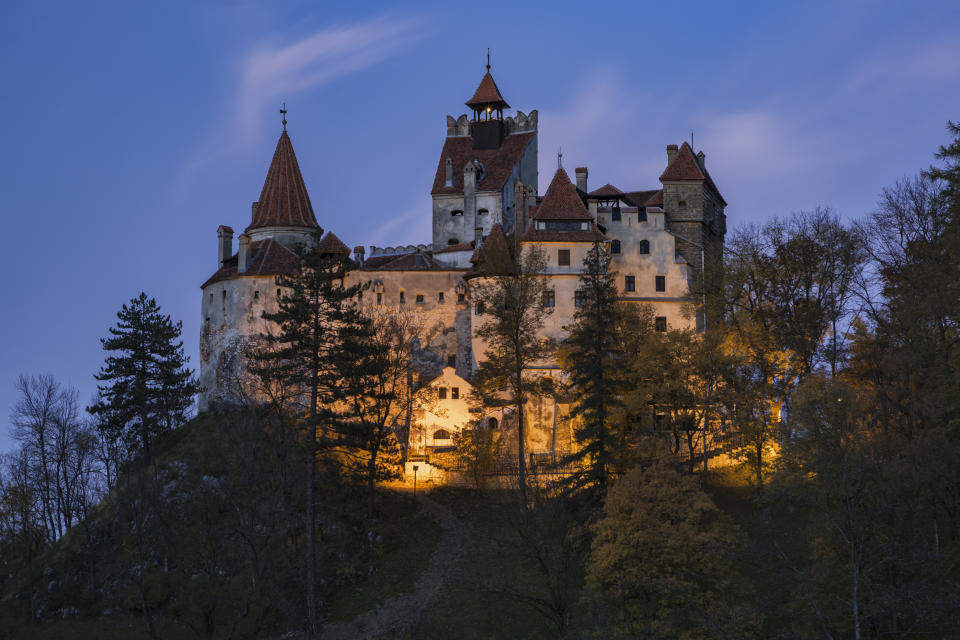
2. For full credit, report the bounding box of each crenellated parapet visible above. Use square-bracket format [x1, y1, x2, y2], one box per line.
[445, 110, 538, 137]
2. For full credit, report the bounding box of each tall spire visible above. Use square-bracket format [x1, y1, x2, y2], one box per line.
[246, 130, 319, 231]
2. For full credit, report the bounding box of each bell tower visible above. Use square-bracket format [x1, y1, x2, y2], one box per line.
[465, 53, 510, 150]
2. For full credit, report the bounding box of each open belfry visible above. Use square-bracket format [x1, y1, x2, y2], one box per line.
[199, 59, 727, 481]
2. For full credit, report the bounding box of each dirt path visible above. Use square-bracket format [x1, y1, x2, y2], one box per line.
[319, 494, 468, 640]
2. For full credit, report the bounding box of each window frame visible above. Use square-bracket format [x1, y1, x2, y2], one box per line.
[625, 275, 635, 292]
[655, 275, 665, 292]
[558, 249, 571, 266]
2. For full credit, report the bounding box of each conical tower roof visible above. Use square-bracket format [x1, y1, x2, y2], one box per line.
[247, 131, 319, 231]
[533, 168, 592, 221]
[466, 71, 510, 110]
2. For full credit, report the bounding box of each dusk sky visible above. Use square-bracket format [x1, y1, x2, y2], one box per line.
[2, 1, 959, 454]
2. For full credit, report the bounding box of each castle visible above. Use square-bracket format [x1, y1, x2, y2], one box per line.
[199, 62, 726, 479]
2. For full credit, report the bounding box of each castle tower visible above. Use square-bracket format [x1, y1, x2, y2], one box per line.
[431, 60, 538, 250]
[198, 127, 322, 411]
[659, 142, 727, 328]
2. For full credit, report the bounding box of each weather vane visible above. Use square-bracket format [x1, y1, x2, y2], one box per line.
[281, 103, 288, 131]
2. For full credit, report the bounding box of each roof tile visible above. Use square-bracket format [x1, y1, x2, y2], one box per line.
[465, 71, 510, 109]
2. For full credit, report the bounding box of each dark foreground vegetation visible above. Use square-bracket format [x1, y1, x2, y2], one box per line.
[2, 123, 960, 638]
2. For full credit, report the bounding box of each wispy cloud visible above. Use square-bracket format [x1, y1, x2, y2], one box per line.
[236, 15, 423, 141]
[174, 13, 423, 198]
[365, 197, 432, 248]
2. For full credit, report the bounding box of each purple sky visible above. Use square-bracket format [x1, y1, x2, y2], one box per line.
[2, 1, 959, 454]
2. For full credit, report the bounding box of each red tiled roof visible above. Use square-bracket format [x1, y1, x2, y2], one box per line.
[361, 251, 457, 271]
[201, 238, 301, 288]
[532, 168, 592, 221]
[247, 131, 320, 232]
[434, 242, 474, 254]
[622, 190, 659, 207]
[659, 142, 726, 205]
[589, 183, 624, 198]
[431, 132, 535, 195]
[316, 231, 349, 254]
[465, 71, 510, 109]
[469, 223, 515, 273]
[521, 221, 607, 243]
[643, 190, 663, 207]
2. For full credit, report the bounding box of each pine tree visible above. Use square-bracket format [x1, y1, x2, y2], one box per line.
[560, 242, 629, 498]
[88, 292, 198, 461]
[248, 236, 362, 636]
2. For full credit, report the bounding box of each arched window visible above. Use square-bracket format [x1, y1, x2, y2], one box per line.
[487, 417, 498, 430]
[433, 429, 451, 441]
[475, 301, 485, 314]
[611, 239, 621, 254]
[639, 240, 650, 254]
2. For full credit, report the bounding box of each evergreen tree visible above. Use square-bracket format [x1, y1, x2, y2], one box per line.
[560, 242, 628, 498]
[248, 236, 363, 636]
[88, 293, 198, 460]
[471, 243, 553, 502]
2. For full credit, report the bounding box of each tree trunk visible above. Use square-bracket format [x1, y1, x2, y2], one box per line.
[517, 395, 527, 504]
[305, 450, 317, 636]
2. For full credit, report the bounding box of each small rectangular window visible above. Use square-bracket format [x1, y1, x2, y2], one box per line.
[638, 208, 647, 222]
[574, 290, 585, 307]
[376, 292, 383, 305]
[438, 387, 447, 399]
[277, 288, 282, 298]
[558, 249, 571, 266]
[451, 387, 460, 399]
[457, 293, 466, 304]
[399, 291, 406, 304]
[447, 354, 456, 367]
[254, 290, 259, 299]
[625, 276, 635, 292]
[416, 294, 425, 304]
[612, 205, 621, 221]
[655, 276, 665, 292]
[655, 316, 667, 332]
[543, 290, 555, 307]
[438, 292, 445, 303]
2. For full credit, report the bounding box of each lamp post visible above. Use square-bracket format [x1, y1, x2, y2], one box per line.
[412, 464, 419, 498]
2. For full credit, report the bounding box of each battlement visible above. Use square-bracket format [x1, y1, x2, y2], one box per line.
[368, 244, 432, 257]
[445, 110, 538, 137]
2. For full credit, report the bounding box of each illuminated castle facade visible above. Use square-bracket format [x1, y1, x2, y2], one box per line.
[198, 63, 727, 478]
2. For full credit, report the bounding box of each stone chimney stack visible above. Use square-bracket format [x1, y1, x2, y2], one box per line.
[666, 144, 679, 166]
[217, 225, 234, 269]
[697, 150, 706, 170]
[474, 226, 483, 247]
[444, 157, 454, 187]
[238, 233, 251, 273]
[250, 201, 259, 224]
[575, 167, 588, 192]
[464, 161, 478, 235]
[354, 246, 365, 267]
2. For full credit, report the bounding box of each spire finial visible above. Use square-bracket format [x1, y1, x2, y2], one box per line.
[558, 147, 563, 169]
[280, 102, 288, 131]
[486, 47, 490, 72]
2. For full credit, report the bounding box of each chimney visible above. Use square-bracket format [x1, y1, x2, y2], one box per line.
[444, 157, 454, 187]
[217, 225, 234, 269]
[250, 201, 259, 224]
[697, 150, 706, 170]
[354, 245, 365, 267]
[474, 226, 483, 247]
[464, 161, 477, 231]
[666, 144, 678, 166]
[575, 167, 588, 192]
[238, 233, 250, 273]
